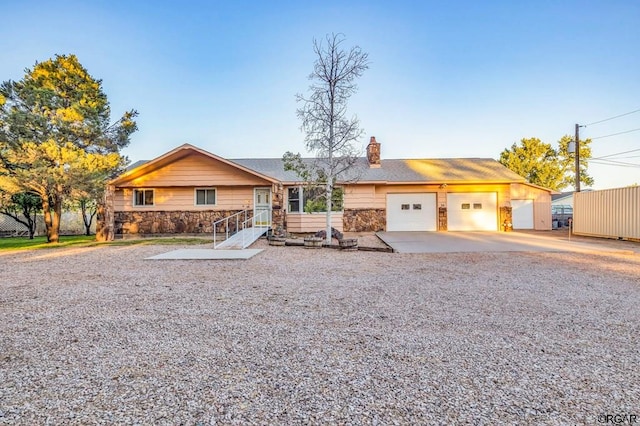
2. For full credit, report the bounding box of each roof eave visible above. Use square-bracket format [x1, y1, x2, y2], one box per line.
[110, 143, 279, 186]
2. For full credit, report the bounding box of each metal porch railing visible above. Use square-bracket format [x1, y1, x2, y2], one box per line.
[213, 209, 270, 249]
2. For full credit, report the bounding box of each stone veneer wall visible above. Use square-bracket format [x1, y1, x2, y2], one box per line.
[438, 207, 447, 231]
[115, 210, 245, 235]
[342, 208, 386, 232]
[499, 206, 513, 231]
[271, 185, 285, 232]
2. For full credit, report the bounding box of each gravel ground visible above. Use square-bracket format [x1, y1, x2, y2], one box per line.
[1, 238, 639, 425]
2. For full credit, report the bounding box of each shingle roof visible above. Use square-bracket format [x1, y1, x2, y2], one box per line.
[126, 160, 148, 171]
[232, 157, 527, 183]
[551, 189, 592, 201]
[122, 152, 528, 185]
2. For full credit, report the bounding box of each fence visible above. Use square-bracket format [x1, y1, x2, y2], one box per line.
[574, 186, 640, 240]
[0, 210, 96, 237]
[0, 215, 30, 237]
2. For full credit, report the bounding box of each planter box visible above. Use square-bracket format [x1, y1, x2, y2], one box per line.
[339, 238, 358, 251]
[269, 237, 286, 246]
[304, 236, 323, 249]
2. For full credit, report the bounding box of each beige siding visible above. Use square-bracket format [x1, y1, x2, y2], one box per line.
[118, 154, 270, 187]
[344, 184, 445, 209]
[574, 186, 640, 240]
[344, 183, 513, 209]
[510, 183, 552, 230]
[115, 186, 256, 211]
[287, 213, 343, 233]
[343, 184, 383, 208]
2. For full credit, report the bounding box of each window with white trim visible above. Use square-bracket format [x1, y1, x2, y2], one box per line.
[133, 189, 154, 206]
[287, 187, 300, 212]
[287, 186, 343, 213]
[195, 188, 216, 206]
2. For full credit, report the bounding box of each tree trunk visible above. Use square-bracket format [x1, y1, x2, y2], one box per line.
[28, 211, 35, 239]
[325, 181, 332, 246]
[42, 197, 54, 243]
[95, 203, 106, 241]
[96, 185, 115, 242]
[43, 194, 62, 243]
[47, 196, 62, 243]
[80, 200, 95, 236]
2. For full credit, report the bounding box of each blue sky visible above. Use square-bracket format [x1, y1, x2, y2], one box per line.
[2, 0, 639, 189]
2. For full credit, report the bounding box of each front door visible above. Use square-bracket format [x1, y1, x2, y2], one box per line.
[254, 188, 272, 226]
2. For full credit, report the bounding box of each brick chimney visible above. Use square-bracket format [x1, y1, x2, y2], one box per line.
[366, 136, 381, 168]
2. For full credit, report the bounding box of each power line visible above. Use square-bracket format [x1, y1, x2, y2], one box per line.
[584, 108, 640, 126]
[592, 147, 640, 160]
[590, 162, 640, 169]
[590, 159, 640, 168]
[591, 158, 640, 166]
[591, 127, 640, 140]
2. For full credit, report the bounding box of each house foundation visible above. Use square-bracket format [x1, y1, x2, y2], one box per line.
[342, 208, 386, 232]
[115, 210, 244, 235]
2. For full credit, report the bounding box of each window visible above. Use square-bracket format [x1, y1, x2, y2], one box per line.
[287, 186, 343, 213]
[401, 204, 410, 210]
[461, 203, 470, 210]
[133, 189, 154, 206]
[288, 187, 300, 212]
[195, 188, 216, 205]
[473, 203, 482, 209]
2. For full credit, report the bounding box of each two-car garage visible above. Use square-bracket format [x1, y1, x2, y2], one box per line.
[386, 192, 499, 232]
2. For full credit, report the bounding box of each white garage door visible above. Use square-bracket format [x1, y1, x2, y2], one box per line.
[512, 199, 534, 229]
[386, 193, 437, 231]
[447, 192, 498, 231]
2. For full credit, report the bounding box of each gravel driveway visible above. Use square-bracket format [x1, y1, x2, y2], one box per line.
[1, 240, 639, 425]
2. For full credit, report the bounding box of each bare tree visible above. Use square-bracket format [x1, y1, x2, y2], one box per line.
[284, 33, 369, 244]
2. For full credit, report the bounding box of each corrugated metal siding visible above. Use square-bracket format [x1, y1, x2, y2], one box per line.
[574, 186, 640, 239]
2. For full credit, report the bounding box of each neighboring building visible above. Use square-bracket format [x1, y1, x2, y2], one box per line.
[552, 192, 575, 208]
[107, 138, 553, 236]
[551, 192, 574, 228]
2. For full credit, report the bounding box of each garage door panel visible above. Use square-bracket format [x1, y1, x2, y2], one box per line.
[387, 193, 437, 231]
[512, 199, 534, 229]
[447, 192, 497, 231]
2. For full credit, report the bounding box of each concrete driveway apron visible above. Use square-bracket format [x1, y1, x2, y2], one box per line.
[376, 231, 634, 254]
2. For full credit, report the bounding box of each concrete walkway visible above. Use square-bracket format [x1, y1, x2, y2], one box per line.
[376, 231, 637, 254]
[146, 249, 264, 260]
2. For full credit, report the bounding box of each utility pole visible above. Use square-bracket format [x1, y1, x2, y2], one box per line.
[574, 123, 581, 192]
